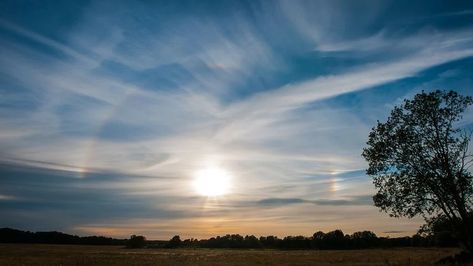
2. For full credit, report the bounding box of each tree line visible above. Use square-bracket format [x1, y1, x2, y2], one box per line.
[0, 226, 460, 250]
[146, 229, 457, 250]
[0, 228, 126, 245]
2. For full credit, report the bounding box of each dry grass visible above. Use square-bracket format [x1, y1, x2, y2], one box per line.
[0, 244, 463, 265]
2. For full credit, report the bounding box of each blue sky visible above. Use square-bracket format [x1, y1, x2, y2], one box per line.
[1, 0, 473, 239]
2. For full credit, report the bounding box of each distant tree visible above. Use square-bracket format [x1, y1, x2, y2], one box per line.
[350, 231, 378, 248]
[259, 235, 279, 248]
[182, 238, 199, 248]
[312, 231, 325, 249]
[244, 235, 261, 248]
[322, 230, 347, 249]
[362, 90, 473, 253]
[167, 235, 181, 248]
[126, 235, 146, 248]
[281, 235, 311, 249]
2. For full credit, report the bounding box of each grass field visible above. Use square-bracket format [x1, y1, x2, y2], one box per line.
[0, 244, 463, 265]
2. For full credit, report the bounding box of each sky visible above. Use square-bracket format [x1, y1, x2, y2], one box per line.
[1, 0, 473, 240]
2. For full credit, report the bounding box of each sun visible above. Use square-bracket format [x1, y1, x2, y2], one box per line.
[193, 166, 232, 197]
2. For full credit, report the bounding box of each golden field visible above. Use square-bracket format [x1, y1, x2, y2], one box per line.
[0, 244, 463, 265]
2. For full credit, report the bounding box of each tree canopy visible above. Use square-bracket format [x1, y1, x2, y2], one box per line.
[126, 235, 146, 248]
[362, 90, 473, 252]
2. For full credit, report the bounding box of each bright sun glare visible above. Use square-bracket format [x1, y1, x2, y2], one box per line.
[193, 166, 232, 197]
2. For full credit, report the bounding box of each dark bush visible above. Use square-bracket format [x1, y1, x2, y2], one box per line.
[166, 235, 181, 248]
[126, 235, 146, 248]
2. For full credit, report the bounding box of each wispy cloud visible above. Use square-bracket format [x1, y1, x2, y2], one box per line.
[255, 195, 372, 207]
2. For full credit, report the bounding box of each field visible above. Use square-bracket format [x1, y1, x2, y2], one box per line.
[0, 244, 463, 265]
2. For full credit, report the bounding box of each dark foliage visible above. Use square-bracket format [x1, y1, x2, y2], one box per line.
[126, 235, 146, 248]
[0, 228, 125, 245]
[199, 234, 258, 248]
[178, 229, 453, 250]
[419, 212, 473, 247]
[351, 231, 379, 249]
[362, 90, 473, 253]
[0, 227, 462, 250]
[166, 235, 181, 248]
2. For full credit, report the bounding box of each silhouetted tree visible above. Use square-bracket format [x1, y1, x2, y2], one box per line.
[167, 235, 181, 248]
[321, 230, 347, 249]
[244, 235, 261, 248]
[419, 213, 471, 247]
[0, 228, 127, 245]
[280, 235, 311, 249]
[312, 231, 325, 249]
[350, 231, 378, 248]
[126, 235, 146, 248]
[4, 227, 459, 249]
[362, 90, 473, 253]
[259, 235, 279, 248]
[182, 238, 199, 248]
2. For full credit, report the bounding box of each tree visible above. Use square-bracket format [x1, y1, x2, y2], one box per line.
[166, 235, 181, 248]
[244, 235, 262, 248]
[418, 214, 459, 247]
[126, 235, 146, 248]
[321, 230, 347, 249]
[362, 90, 473, 253]
[350, 231, 378, 249]
[312, 231, 325, 249]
